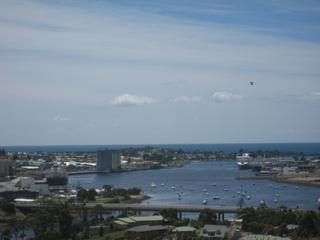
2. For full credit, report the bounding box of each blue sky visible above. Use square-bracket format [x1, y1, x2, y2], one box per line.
[0, 0, 320, 145]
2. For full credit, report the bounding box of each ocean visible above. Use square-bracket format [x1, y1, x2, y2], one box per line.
[3, 143, 320, 154]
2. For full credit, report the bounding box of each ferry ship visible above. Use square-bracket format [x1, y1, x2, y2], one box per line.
[236, 153, 252, 169]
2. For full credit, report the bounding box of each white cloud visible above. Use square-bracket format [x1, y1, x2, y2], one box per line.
[212, 91, 243, 103]
[171, 96, 203, 103]
[111, 94, 154, 106]
[53, 115, 68, 122]
[301, 92, 320, 102]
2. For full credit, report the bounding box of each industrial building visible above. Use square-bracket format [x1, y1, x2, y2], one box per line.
[96, 149, 120, 172]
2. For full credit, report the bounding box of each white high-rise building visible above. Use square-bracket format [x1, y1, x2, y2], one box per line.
[96, 149, 120, 172]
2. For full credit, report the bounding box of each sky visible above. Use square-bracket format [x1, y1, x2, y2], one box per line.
[0, 0, 320, 146]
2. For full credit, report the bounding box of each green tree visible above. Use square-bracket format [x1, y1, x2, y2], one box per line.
[298, 211, 320, 237]
[127, 187, 141, 195]
[94, 204, 104, 222]
[58, 204, 73, 239]
[87, 188, 97, 201]
[198, 209, 217, 225]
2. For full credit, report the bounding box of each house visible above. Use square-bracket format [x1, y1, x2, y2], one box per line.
[199, 224, 229, 240]
[126, 225, 172, 240]
[239, 234, 291, 240]
[112, 215, 165, 230]
[174, 226, 196, 240]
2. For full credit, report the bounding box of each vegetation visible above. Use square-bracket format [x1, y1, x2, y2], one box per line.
[77, 188, 98, 201]
[198, 209, 217, 225]
[239, 206, 320, 239]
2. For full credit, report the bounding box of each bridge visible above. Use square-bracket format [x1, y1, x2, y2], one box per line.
[15, 202, 239, 221]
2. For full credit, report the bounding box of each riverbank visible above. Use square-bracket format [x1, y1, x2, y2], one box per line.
[124, 194, 150, 203]
[274, 172, 320, 187]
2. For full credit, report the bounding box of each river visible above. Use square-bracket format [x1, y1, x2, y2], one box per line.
[69, 161, 320, 210]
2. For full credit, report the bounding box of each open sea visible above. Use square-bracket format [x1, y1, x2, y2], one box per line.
[3, 143, 320, 154]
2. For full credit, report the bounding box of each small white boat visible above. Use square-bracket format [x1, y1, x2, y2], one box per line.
[171, 186, 176, 190]
[202, 200, 208, 205]
[274, 198, 278, 203]
[160, 183, 165, 187]
[203, 189, 208, 192]
[223, 188, 229, 192]
[246, 195, 251, 200]
[150, 182, 157, 188]
[213, 196, 220, 200]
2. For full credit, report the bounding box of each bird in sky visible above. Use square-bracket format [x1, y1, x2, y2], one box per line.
[249, 81, 254, 85]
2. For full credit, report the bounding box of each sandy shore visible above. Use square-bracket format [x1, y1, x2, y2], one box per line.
[274, 173, 320, 187]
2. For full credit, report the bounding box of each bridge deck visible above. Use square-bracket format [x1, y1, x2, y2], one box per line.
[16, 203, 239, 213]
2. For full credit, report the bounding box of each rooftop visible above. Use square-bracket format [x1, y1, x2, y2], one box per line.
[127, 225, 171, 233]
[240, 235, 291, 240]
[174, 226, 196, 232]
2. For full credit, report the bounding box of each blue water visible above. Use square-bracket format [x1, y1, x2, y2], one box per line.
[69, 161, 320, 210]
[3, 143, 320, 154]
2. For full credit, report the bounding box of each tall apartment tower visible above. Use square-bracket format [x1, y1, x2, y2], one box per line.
[96, 149, 120, 172]
[0, 155, 14, 179]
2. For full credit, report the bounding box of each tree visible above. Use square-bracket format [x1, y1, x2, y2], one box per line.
[198, 209, 217, 225]
[87, 188, 97, 201]
[94, 204, 104, 222]
[128, 187, 141, 195]
[103, 184, 113, 192]
[160, 209, 178, 223]
[298, 211, 320, 237]
[77, 188, 88, 201]
[0, 200, 16, 214]
[58, 204, 73, 239]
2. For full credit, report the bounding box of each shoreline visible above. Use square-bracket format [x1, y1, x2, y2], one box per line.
[273, 176, 320, 188]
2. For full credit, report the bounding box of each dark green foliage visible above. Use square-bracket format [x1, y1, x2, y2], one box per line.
[76, 187, 97, 201]
[239, 207, 320, 238]
[87, 188, 97, 201]
[160, 209, 178, 223]
[58, 204, 73, 239]
[103, 184, 113, 192]
[0, 200, 15, 214]
[127, 187, 141, 195]
[297, 211, 320, 237]
[77, 188, 88, 201]
[198, 209, 217, 225]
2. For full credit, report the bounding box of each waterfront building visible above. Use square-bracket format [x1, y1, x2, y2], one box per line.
[46, 165, 68, 187]
[0, 156, 14, 179]
[96, 149, 120, 172]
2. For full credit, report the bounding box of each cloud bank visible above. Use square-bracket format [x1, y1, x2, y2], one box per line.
[53, 115, 68, 122]
[111, 94, 154, 107]
[171, 96, 203, 103]
[212, 91, 242, 103]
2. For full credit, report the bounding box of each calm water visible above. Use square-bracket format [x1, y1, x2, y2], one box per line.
[69, 161, 320, 210]
[4, 143, 320, 154]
